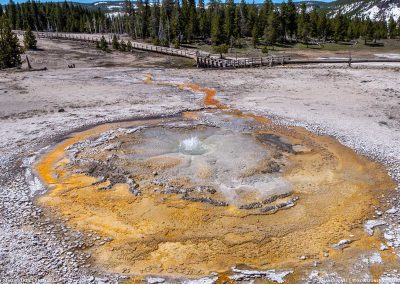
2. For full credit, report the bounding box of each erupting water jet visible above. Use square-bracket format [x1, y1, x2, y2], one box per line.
[178, 136, 207, 155]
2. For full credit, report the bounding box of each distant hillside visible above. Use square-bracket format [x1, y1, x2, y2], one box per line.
[325, 0, 400, 21]
[81, 0, 400, 21]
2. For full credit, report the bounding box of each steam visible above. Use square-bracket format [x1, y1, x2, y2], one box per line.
[179, 137, 207, 155]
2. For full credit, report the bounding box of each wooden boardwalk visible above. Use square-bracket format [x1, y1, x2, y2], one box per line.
[16, 31, 400, 69]
[19, 31, 201, 59]
[197, 55, 291, 68]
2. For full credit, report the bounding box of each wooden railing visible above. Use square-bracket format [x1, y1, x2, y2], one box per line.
[197, 55, 291, 68]
[16, 31, 199, 59]
[16, 31, 400, 69]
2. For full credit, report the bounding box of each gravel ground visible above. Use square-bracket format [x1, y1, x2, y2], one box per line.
[0, 67, 201, 283]
[1, 57, 400, 282]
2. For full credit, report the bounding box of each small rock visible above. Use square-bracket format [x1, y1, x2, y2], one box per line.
[146, 277, 165, 284]
[364, 220, 386, 236]
[332, 239, 352, 250]
[386, 207, 398, 214]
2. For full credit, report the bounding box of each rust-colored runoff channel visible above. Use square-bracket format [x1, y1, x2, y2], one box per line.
[35, 74, 396, 282]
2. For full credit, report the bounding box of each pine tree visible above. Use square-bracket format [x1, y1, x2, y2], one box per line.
[233, 6, 241, 41]
[247, 3, 258, 38]
[187, 0, 197, 42]
[252, 24, 258, 48]
[124, 0, 136, 36]
[98, 35, 108, 51]
[0, 0, 394, 51]
[126, 40, 132, 51]
[280, 2, 288, 40]
[0, 16, 23, 69]
[151, 0, 160, 39]
[158, 8, 167, 45]
[317, 10, 328, 40]
[398, 17, 400, 37]
[265, 9, 280, 45]
[297, 3, 310, 45]
[7, 0, 17, 29]
[198, 0, 208, 38]
[286, 0, 297, 39]
[224, 0, 235, 44]
[112, 34, 119, 49]
[388, 17, 397, 39]
[24, 26, 37, 50]
[309, 8, 319, 38]
[211, 9, 223, 45]
[119, 39, 127, 51]
[239, 0, 247, 37]
[362, 19, 374, 44]
[333, 12, 348, 42]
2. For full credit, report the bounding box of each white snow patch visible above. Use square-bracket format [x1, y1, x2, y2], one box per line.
[107, 5, 123, 10]
[106, 12, 126, 18]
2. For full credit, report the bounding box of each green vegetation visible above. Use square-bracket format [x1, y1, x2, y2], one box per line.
[0, 16, 23, 69]
[0, 0, 398, 55]
[119, 39, 127, 51]
[23, 26, 37, 50]
[96, 35, 108, 51]
[213, 44, 229, 57]
[112, 34, 119, 50]
[126, 40, 132, 51]
[1, 0, 398, 47]
[116, 0, 399, 48]
[0, 0, 106, 33]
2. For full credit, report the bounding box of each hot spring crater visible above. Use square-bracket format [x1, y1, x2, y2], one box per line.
[34, 82, 395, 282]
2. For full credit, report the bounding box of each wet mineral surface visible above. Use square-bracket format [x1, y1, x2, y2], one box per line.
[34, 78, 397, 282]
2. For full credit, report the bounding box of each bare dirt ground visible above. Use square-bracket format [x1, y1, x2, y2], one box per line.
[21, 37, 195, 70]
[1, 38, 400, 283]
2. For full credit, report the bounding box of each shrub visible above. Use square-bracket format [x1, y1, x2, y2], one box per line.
[213, 44, 229, 57]
[0, 17, 23, 69]
[99, 36, 108, 51]
[152, 37, 161, 46]
[173, 39, 180, 49]
[23, 27, 37, 50]
[119, 39, 127, 51]
[112, 34, 119, 50]
[126, 40, 132, 51]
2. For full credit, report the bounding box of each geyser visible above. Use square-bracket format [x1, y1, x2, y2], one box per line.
[178, 136, 207, 155]
[35, 97, 394, 281]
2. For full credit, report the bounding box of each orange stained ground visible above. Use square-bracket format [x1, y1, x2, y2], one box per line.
[35, 74, 397, 281]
